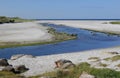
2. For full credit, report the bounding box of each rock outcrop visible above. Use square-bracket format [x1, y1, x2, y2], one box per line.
[14, 65, 29, 73]
[0, 58, 9, 66]
[2, 65, 15, 73]
[0, 58, 29, 74]
[55, 59, 75, 69]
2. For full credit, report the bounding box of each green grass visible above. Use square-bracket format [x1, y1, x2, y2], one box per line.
[0, 16, 33, 24]
[88, 57, 100, 62]
[88, 57, 100, 60]
[30, 62, 120, 78]
[0, 71, 24, 78]
[0, 28, 77, 49]
[99, 63, 108, 67]
[1, 62, 120, 78]
[82, 28, 120, 36]
[10, 17, 34, 23]
[104, 55, 120, 61]
[110, 22, 120, 24]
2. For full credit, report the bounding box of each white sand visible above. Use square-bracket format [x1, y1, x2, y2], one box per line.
[39, 21, 120, 34]
[0, 22, 53, 42]
[8, 47, 120, 77]
[2, 21, 120, 77]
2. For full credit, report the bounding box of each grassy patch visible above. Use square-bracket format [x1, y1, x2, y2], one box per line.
[88, 57, 100, 60]
[1, 62, 119, 78]
[0, 71, 24, 78]
[0, 16, 33, 24]
[0, 28, 77, 49]
[88, 57, 100, 62]
[10, 17, 33, 23]
[30, 62, 120, 78]
[110, 22, 120, 24]
[106, 52, 119, 55]
[99, 63, 108, 67]
[82, 28, 120, 36]
[104, 55, 120, 61]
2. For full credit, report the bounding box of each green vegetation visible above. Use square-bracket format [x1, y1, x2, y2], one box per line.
[88, 57, 100, 60]
[102, 22, 108, 24]
[48, 28, 77, 41]
[110, 22, 120, 24]
[0, 28, 77, 49]
[98, 63, 107, 67]
[30, 62, 120, 78]
[0, 62, 120, 78]
[0, 71, 24, 78]
[84, 28, 120, 36]
[104, 55, 120, 61]
[88, 57, 100, 62]
[0, 16, 33, 24]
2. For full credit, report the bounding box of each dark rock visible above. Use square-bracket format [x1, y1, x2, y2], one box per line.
[55, 59, 75, 69]
[2, 65, 15, 73]
[110, 52, 119, 54]
[0, 58, 9, 66]
[61, 62, 75, 69]
[14, 65, 29, 73]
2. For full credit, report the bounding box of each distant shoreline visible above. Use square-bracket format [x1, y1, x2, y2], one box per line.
[40, 20, 120, 35]
[35, 19, 120, 21]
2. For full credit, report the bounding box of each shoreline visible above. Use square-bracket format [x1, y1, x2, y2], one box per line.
[0, 21, 76, 48]
[39, 20, 120, 35]
[1, 20, 120, 77]
[8, 46, 120, 77]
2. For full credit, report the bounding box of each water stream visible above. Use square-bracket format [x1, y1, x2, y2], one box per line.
[0, 23, 120, 58]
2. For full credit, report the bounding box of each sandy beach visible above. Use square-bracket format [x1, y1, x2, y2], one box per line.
[0, 22, 53, 43]
[1, 0, 120, 78]
[8, 46, 120, 77]
[5, 21, 120, 77]
[40, 21, 120, 34]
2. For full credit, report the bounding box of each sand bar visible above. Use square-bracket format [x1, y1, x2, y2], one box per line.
[40, 21, 120, 34]
[0, 22, 53, 42]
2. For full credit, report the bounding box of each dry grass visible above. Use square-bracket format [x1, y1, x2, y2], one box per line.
[104, 55, 120, 61]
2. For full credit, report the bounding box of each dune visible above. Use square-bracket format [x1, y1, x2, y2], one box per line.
[0, 22, 53, 43]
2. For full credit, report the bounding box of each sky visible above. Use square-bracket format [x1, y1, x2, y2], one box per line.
[0, 0, 120, 19]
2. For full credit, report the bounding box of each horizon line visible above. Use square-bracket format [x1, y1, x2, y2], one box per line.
[34, 19, 120, 20]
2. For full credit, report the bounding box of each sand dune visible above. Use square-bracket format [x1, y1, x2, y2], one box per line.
[0, 22, 53, 42]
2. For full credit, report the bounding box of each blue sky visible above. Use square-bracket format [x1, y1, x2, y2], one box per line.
[0, 0, 120, 19]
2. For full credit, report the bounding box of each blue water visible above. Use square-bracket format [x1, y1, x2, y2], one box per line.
[0, 23, 120, 58]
